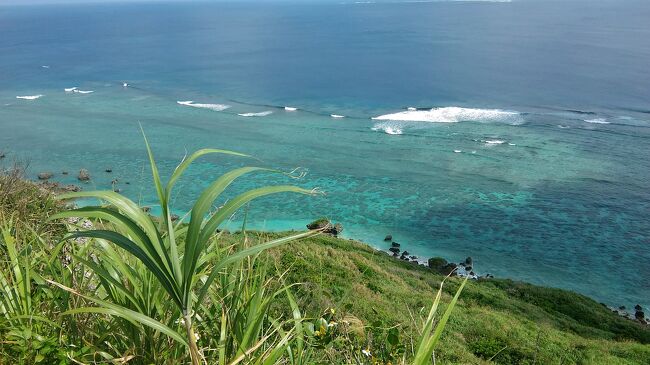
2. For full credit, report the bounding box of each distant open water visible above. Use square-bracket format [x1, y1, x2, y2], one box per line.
[1, 0, 649, 309]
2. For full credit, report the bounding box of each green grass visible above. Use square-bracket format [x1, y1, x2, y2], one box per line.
[222, 231, 649, 364]
[2, 145, 648, 364]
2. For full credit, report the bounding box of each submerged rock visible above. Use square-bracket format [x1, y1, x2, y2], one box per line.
[142, 206, 151, 213]
[105, 168, 112, 173]
[37, 172, 53, 180]
[391, 242, 401, 248]
[78, 169, 90, 181]
[464, 256, 473, 267]
[62, 171, 69, 175]
[171, 214, 180, 222]
[389, 247, 400, 254]
[384, 234, 392, 241]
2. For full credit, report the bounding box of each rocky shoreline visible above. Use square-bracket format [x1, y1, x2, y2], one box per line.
[304, 218, 649, 327]
[11, 164, 650, 329]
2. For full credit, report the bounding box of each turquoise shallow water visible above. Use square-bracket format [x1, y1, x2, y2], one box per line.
[1, 0, 649, 309]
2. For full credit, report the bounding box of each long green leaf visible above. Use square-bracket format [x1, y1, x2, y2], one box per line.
[412, 276, 468, 365]
[63, 230, 182, 308]
[196, 229, 320, 305]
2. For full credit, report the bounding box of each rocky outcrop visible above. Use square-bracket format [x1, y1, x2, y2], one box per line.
[306, 218, 343, 236]
[384, 235, 392, 241]
[37, 172, 53, 180]
[78, 169, 90, 181]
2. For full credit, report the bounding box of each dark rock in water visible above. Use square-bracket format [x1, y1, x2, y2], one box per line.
[469, 271, 475, 276]
[37, 172, 53, 180]
[439, 263, 458, 276]
[619, 306, 626, 311]
[410, 255, 418, 260]
[78, 169, 90, 181]
[62, 171, 69, 175]
[171, 214, 179, 222]
[391, 242, 401, 248]
[384, 234, 392, 241]
[389, 247, 400, 254]
[307, 218, 329, 230]
[105, 168, 112, 173]
[125, 181, 130, 185]
[402, 251, 409, 256]
[113, 188, 122, 193]
[465, 257, 473, 266]
[428, 257, 448, 270]
[306, 218, 343, 235]
[111, 178, 119, 185]
[392, 252, 399, 257]
[63, 184, 81, 192]
[635, 304, 643, 311]
[465, 266, 473, 272]
[0, 151, 5, 159]
[142, 206, 151, 213]
[635, 311, 645, 321]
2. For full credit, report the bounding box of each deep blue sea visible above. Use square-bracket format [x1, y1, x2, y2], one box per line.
[1, 0, 649, 309]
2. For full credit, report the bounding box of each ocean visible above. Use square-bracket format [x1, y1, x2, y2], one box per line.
[1, 0, 649, 309]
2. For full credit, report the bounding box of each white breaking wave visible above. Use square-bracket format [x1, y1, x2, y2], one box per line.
[177, 100, 230, 112]
[558, 125, 570, 129]
[454, 150, 462, 153]
[238, 111, 273, 117]
[64, 87, 77, 92]
[372, 106, 520, 123]
[73, 90, 94, 94]
[372, 122, 403, 135]
[407, 107, 417, 111]
[284, 106, 298, 111]
[330, 114, 345, 118]
[16, 95, 43, 100]
[485, 140, 506, 145]
[584, 118, 610, 124]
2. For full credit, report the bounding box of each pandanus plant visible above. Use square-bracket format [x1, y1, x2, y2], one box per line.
[49, 133, 322, 364]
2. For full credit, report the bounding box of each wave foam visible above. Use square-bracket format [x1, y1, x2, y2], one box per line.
[16, 95, 43, 100]
[372, 106, 519, 123]
[372, 122, 403, 135]
[284, 106, 298, 111]
[485, 140, 506, 145]
[330, 114, 345, 118]
[74, 89, 94, 94]
[238, 111, 273, 117]
[64, 87, 77, 92]
[584, 118, 610, 124]
[177, 100, 230, 112]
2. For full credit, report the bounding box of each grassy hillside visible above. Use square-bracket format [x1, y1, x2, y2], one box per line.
[1, 167, 648, 364]
[217, 231, 650, 364]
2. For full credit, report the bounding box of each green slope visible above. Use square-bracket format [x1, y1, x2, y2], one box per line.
[228, 231, 650, 364]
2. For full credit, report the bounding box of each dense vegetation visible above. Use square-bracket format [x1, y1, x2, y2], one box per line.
[1, 144, 648, 364]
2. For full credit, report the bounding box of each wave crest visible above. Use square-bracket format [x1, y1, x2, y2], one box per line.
[238, 111, 273, 117]
[177, 100, 230, 112]
[16, 95, 43, 100]
[584, 118, 610, 124]
[372, 106, 520, 123]
[372, 122, 403, 135]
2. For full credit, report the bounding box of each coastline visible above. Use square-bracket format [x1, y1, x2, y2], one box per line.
[28, 175, 649, 326]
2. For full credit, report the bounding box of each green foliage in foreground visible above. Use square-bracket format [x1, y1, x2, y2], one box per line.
[0, 141, 466, 365]
[1, 143, 648, 364]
